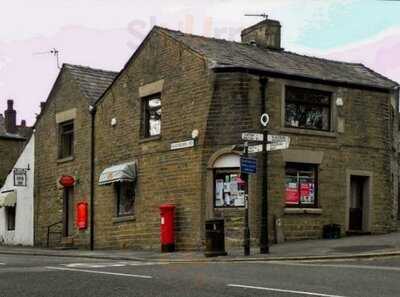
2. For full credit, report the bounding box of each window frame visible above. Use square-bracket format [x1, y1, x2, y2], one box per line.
[213, 167, 245, 208]
[115, 182, 136, 217]
[6, 206, 16, 231]
[284, 163, 319, 208]
[284, 86, 332, 132]
[58, 120, 74, 159]
[142, 94, 162, 138]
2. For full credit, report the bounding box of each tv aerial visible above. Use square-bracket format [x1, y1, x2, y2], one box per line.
[33, 48, 61, 69]
[244, 13, 268, 19]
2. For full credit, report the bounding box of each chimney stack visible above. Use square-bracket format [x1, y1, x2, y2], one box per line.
[21, 120, 26, 127]
[241, 19, 282, 50]
[5, 99, 17, 134]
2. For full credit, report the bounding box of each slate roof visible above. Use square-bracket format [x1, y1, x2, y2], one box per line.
[64, 64, 118, 104]
[158, 27, 398, 90]
[0, 115, 29, 140]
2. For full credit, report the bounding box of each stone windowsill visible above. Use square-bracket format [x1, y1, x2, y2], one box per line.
[139, 135, 161, 144]
[112, 215, 136, 224]
[57, 156, 75, 164]
[284, 208, 323, 215]
[280, 127, 337, 138]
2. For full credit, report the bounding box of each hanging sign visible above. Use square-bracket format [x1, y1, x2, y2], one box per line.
[13, 168, 27, 187]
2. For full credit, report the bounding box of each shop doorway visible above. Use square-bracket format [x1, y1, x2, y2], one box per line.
[63, 187, 74, 237]
[348, 174, 371, 233]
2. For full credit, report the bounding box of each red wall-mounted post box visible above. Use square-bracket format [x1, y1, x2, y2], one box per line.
[76, 202, 88, 230]
[160, 204, 175, 252]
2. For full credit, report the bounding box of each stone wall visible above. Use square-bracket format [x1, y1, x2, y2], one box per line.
[93, 29, 214, 250]
[34, 70, 92, 248]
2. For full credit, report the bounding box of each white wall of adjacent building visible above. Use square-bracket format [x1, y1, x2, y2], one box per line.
[0, 134, 34, 246]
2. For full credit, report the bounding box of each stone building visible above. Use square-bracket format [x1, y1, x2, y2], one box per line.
[91, 19, 399, 251]
[0, 100, 32, 187]
[34, 64, 117, 248]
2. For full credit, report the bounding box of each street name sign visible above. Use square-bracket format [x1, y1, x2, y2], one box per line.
[242, 132, 264, 142]
[240, 157, 257, 174]
[170, 139, 195, 150]
[267, 142, 289, 152]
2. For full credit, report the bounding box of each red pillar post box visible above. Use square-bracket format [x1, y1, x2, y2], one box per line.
[76, 202, 88, 230]
[160, 204, 175, 252]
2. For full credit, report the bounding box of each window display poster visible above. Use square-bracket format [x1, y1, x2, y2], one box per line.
[215, 179, 224, 207]
[285, 178, 299, 205]
[234, 190, 245, 207]
[300, 182, 315, 204]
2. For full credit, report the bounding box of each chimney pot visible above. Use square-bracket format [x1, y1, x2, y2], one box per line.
[4, 99, 17, 134]
[40, 102, 46, 110]
[241, 19, 282, 50]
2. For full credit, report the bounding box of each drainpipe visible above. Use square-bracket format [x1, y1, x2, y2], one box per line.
[259, 76, 269, 254]
[89, 105, 96, 251]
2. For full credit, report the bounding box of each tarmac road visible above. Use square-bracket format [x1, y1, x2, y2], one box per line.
[0, 254, 400, 297]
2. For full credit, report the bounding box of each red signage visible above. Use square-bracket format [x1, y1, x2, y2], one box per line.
[59, 175, 75, 188]
[285, 185, 299, 205]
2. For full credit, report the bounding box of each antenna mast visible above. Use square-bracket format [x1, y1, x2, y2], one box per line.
[244, 13, 268, 19]
[33, 48, 61, 69]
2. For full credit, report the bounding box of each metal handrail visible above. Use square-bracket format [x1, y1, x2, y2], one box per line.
[46, 221, 62, 248]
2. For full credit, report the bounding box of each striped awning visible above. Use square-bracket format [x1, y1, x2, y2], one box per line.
[98, 161, 137, 186]
[0, 191, 17, 207]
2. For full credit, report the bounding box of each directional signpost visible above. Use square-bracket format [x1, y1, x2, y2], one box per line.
[240, 113, 292, 256]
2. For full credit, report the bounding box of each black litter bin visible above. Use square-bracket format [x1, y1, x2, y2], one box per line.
[204, 219, 227, 257]
[323, 224, 341, 239]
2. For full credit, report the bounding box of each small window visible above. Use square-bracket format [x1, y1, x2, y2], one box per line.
[143, 95, 161, 137]
[6, 206, 16, 231]
[285, 163, 318, 208]
[285, 86, 331, 131]
[214, 169, 246, 208]
[59, 121, 74, 159]
[116, 182, 135, 216]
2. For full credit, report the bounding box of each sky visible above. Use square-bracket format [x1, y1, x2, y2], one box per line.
[0, 0, 399, 125]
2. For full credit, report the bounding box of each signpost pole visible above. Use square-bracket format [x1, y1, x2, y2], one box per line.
[260, 129, 270, 254]
[243, 141, 250, 256]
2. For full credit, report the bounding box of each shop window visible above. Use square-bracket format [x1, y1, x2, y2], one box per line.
[116, 182, 135, 216]
[285, 86, 331, 131]
[214, 169, 246, 208]
[59, 121, 74, 159]
[6, 206, 16, 231]
[285, 163, 318, 208]
[142, 94, 161, 137]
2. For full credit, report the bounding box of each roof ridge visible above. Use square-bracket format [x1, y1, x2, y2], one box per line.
[156, 27, 367, 67]
[63, 63, 118, 75]
[166, 28, 373, 68]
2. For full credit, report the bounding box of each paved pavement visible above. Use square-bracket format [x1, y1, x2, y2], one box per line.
[0, 232, 400, 262]
[1, 253, 400, 296]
